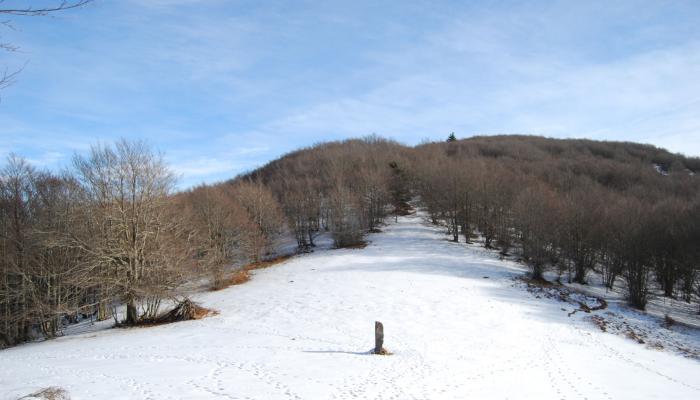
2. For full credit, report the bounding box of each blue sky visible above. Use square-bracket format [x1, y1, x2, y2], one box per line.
[1, 0, 699, 188]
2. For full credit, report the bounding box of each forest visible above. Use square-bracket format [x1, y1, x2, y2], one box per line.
[1, 135, 699, 348]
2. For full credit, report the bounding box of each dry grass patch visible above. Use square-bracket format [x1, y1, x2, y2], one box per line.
[229, 270, 251, 285]
[119, 298, 217, 328]
[156, 298, 217, 322]
[625, 328, 646, 344]
[209, 255, 292, 292]
[591, 315, 608, 332]
[244, 254, 293, 271]
[210, 270, 251, 291]
[19, 387, 70, 400]
[336, 241, 368, 250]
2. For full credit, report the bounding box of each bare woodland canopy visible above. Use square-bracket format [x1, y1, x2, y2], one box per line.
[1, 135, 700, 347]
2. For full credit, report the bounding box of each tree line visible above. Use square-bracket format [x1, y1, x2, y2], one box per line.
[0, 140, 285, 347]
[241, 136, 410, 249]
[2, 134, 698, 347]
[0, 136, 409, 347]
[414, 135, 700, 310]
[206, 134, 700, 312]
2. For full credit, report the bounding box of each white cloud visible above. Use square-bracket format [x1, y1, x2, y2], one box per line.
[3, 0, 700, 189]
[27, 151, 65, 167]
[169, 157, 236, 177]
[246, 21, 700, 153]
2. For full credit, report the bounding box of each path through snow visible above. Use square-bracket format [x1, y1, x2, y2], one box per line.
[2, 214, 699, 399]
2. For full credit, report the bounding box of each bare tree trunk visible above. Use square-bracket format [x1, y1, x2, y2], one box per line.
[125, 297, 138, 324]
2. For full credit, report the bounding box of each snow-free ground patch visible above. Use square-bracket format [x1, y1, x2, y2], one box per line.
[2, 213, 699, 399]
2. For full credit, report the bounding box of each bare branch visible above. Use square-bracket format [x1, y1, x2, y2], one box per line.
[0, 62, 24, 90]
[0, 1, 92, 16]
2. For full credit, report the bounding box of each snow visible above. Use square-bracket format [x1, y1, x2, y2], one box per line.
[554, 269, 700, 331]
[653, 164, 669, 175]
[2, 213, 700, 399]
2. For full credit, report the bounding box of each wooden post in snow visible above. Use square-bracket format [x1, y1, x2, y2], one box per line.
[374, 321, 384, 354]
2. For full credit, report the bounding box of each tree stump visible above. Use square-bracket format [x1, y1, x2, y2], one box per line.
[374, 321, 388, 354]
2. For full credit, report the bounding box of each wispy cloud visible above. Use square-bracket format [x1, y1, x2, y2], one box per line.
[1, 0, 699, 187]
[238, 3, 700, 155]
[27, 151, 65, 167]
[169, 156, 237, 177]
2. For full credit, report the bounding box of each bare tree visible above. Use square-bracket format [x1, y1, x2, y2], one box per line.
[0, 155, 90, 345]
[230, 180, 284, 261]
[0, 1, 92, 89]
[71, 139, 190, 324]
[178, 185, 252, 289]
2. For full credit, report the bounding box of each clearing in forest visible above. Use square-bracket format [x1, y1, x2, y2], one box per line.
[2, 213, 699, 399]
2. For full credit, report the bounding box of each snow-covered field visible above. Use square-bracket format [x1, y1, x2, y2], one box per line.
[2, 214, 699, 399]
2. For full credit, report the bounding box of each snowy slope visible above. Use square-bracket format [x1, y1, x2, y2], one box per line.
[2, 214, 699, 400]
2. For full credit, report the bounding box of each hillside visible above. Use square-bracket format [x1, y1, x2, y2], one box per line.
[233, 135, 700, 308]
[246, 135, 700, 185]
[4, 135, 699, 347]
[2, 212, 699, 399]
[3, 1, 700, 398]
[2, 135, 699, 400]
